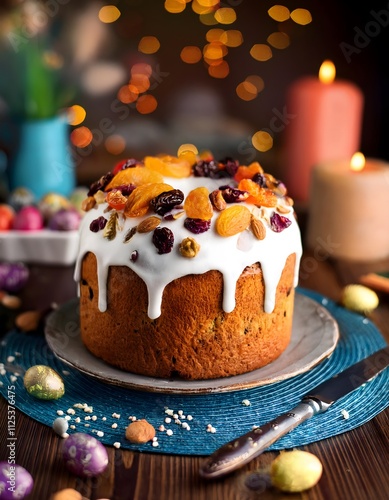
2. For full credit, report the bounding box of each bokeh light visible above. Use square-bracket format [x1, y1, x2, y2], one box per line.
[206, 28, 224, 42]
[214, 8, 237, 25]
[252, 131, 273, 152]
[136, 94, 158, 114]
[164, 0, 187, 14]
[208, 60, 229, 78]
[130, 73, 150, 93]
[177, 143, 199, 155]
[105, 135, 126, 155]
[117, 84, 139, 104]
[290, 8, 312, 25]
[245, 75, 265, 93]
[220, 30, 243, 47]
[68, 105, 86, 126]
[250, 44, 273, 62]
[192, 0, 213, 15]
[268, 5, 290, 22]
[236, 81, 258, 101]
[98, 5, 121, 23]
[71, 127, 93, 148]
[180, 46, 202, 63]
[138, 36, 161, 54]
[267, 32, 290, 49]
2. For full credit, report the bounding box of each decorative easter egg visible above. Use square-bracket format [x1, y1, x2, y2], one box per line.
[270, 450, 323, 492]
[8, 187, 35, 211]
[341, 284, 379, 314]
[0, 204, 15, 231]
[69, 187, 89, 214]
[38, 193, 70, 220]
[12, 206, 43, 231]
[0, 461, 34, 500]
[47, 208, 81, 231]
[62, 433, 109, 477]
[23, 365, 65, 400]
[51, 488, 82, 500]
[0, 262, 29, 293]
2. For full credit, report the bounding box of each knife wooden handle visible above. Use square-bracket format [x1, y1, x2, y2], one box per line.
[200, 399, 322, 479]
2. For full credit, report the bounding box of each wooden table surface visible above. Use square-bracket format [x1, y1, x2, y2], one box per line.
[1, 249, 388, 500]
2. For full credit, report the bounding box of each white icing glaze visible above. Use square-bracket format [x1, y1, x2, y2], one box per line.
[74, 175, 302, 319]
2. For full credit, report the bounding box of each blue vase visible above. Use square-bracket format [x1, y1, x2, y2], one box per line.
[7, 115, 75, 199]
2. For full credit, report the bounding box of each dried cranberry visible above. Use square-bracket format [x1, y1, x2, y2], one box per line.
[88, 172, 114, 196]
[219, 157, 239, 177]
[150, 189, 184, 215]
[152, 227, 174, 254]
[90, 216, 108, 232]
[221, 187, 249, 203]
[251, 173, 267, 187]
[107, 184, 136, 196]
[184, 217, 211, 234]
[270, 212, 292, 232]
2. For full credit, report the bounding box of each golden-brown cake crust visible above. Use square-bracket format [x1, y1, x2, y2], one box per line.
[79, 252, 296, 379]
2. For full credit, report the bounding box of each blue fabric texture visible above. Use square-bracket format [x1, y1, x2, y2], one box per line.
[0, 288, 387, 456]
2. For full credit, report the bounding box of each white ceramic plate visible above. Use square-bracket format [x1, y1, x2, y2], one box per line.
[0, 230, 79, 264]
[44, 293, 339, 394]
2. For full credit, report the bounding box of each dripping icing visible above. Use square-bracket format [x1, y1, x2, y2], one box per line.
[74, 176, 302, 319]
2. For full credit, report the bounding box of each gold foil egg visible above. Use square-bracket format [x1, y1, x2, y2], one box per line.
[341, 284, 379, 314]
[23, 365, 65, 400]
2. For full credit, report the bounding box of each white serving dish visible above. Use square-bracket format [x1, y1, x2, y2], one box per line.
[0, 230, 80, 265]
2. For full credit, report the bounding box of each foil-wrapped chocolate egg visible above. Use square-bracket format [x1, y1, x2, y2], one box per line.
[12, 206, 43, 231]
[62, 433, 109, 477]
[23, 365, 65, 400]
[0, 461, 34, 500]
[38, 193, 70, 220]
[47, 208, 81, 231]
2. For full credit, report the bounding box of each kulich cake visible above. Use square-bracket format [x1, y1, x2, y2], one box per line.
[75, 153, 302, 380]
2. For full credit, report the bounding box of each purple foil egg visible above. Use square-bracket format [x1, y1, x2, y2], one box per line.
[0, 263, 29, 293]
[0, 461, 34, 500]
[48, 208, 81, 231]
[12, 206, 43, 231]
[62, 433, 109, 477]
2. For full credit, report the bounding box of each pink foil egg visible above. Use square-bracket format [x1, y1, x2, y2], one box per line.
[62, 433, 109, 477]
[0, 461, 34, 500]
[12, 206, 43, 231]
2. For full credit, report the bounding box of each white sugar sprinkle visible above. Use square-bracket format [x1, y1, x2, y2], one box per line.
[165, 409, 174, 416]
[10, 375, 17, 383]
[56, 410, 64, 416]
[112, 423, 118, 429]
[158, 425, 166, 432]
[85, 423, 90, 427]
[67, 408, 75, 415]
[7, 356, 15, 363]
[64, 416, 71, 421]
[97, 431, 104, 437]
[75, 417, 81, 423]
[91, 415, 97, 421]
[341, 409, 350, 420]
[152, 441, 159, 447]
[62, 370, 70, 376]
[242, 399, 251, 406]
[166, 429, 173, 436]
[102, 417, 107, 421]
[187, 415, 193, 421]
[152, 437, 158, 442]
[113, 442, 121, 449]
[112, 412, 121, 419]
[165, 417, 172, 424]
[1, 369, 7, 376]
[85, 416, 91, 421]
[70, 425, 76, 430]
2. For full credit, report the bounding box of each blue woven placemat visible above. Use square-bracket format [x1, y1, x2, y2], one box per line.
[0, 288, 388, 456]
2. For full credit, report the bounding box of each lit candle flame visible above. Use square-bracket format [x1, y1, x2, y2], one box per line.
[319, 60, 336, 84]
[350, 152, 365, 172]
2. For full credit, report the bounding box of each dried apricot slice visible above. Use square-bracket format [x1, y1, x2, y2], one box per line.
[238, 178, 277, 207]
[105, 166, 163, 191]
[215, 205, 251, 237]
[184, 187, 213, 220]
[124, 183, 173, 218]
[144, 155, 191, 178]
[234, 162, 264, 182]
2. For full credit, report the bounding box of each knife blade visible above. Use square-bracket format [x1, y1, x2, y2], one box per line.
[200, 346, 389, 479]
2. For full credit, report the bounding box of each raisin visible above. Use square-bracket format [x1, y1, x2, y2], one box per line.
[90, 216, 108, 232]
[150, 189, 184, 215]
[152, 227, 174, 254]
[88, 172, 114, 196]
[220, 187, 249, 203]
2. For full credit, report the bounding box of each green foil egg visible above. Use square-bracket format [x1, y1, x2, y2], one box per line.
[23, 365, 65, 400]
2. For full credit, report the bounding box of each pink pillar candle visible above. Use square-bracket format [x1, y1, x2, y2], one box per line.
[306, 157, 389, 261]
[283, 61, 364, 203]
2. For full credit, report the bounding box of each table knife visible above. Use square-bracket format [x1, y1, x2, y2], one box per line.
[200, 346, 389, 479]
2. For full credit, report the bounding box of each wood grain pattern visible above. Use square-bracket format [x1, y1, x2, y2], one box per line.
[1, 250, 388, 500]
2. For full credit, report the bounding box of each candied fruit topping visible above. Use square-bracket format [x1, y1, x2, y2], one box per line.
[184, 187, 213, 220]
[270, 212, 292, 232]
[215, 205, 251, 237]
[106, 189, 128, 210]
[150, 189, 184, 215]
[234, 162, 264, 182]
[124, 183, 174, 218]
[184, 217, 211, 234]
[144, 155, 191, 178]
[219, 157, 240, 177]
[105, 166, 163, 191]
[237, 179, 277, 207]
[152, 227, 174, 254]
